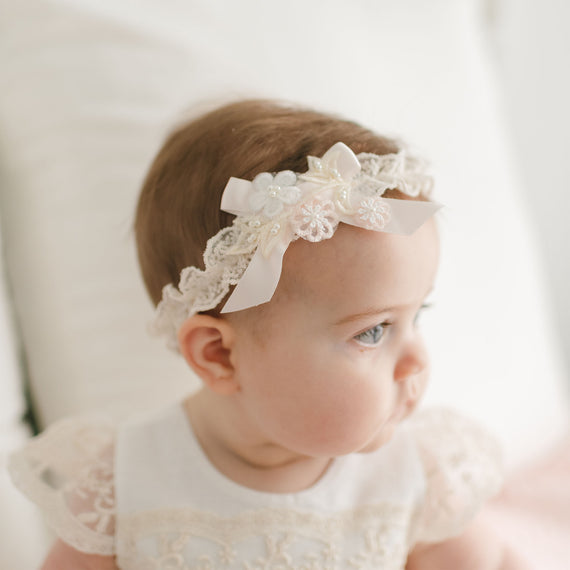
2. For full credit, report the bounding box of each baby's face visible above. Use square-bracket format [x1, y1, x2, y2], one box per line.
[229, 219, 439, 458]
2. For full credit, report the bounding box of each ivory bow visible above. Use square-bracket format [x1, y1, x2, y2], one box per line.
[216, 143, 440, 314]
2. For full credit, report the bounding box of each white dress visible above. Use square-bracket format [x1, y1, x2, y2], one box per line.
[8, 403, 503, 569]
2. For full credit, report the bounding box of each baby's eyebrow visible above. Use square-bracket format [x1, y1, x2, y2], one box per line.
[334, 307, 394, 326]
[334, 287, 435, 327]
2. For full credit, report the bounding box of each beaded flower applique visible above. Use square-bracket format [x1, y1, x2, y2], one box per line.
[153, 142, 440, 350]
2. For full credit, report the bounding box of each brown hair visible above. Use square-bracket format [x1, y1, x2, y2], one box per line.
[135, 100, 407, 308]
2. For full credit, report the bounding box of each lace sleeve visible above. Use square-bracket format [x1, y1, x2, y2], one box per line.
[409, 408, 504, 545]
[7, 416, 116, 555]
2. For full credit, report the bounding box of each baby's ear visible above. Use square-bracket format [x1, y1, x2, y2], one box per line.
[177, 315, 239, 395]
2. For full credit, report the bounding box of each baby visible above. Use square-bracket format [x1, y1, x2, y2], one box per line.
[9, 100, 528, 569]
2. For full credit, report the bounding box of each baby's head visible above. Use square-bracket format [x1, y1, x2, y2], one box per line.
[135, 100, 440, 456]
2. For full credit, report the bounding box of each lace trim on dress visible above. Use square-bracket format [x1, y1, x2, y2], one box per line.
[7, 416, 116, 555]
[409, 408, 504, 544]
[117, 503, 413, 570]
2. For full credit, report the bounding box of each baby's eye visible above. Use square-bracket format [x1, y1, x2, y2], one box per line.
[353, 323, 389, 346]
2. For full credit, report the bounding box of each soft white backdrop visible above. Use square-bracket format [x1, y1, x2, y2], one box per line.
[492, 0, 570, 375]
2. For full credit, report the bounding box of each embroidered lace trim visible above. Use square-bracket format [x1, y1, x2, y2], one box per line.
[153, 225, 254, 351]
[356, 152, 433, 198]
[6, 408, 502, 565]
[117, 503, 413, 570]
[410, 408, 504, 544]
[7, 417, 116, 555]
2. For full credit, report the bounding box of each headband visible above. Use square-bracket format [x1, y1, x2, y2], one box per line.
[153, 142, 441, 351]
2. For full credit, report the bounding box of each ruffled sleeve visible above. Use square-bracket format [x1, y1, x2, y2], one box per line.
[410, 407, 504, 545]
[7, 415, 116, 555]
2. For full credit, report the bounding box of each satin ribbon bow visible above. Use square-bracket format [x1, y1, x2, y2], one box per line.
[219, 142, 440, 313]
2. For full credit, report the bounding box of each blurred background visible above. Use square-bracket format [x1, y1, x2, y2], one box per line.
[491, 0, 570, 372]
[0, 0, 569, 567]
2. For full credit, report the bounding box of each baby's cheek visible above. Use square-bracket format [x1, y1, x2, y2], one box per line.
[314, 387, 392, 449]
[271, 390, 372, 455]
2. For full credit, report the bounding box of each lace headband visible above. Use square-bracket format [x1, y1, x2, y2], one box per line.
[153, 142, 441, 350]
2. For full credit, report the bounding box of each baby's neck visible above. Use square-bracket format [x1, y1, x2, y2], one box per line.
[184, 389, 333, 494]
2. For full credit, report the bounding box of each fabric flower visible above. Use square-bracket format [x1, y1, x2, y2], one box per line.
[249, 171, 301, 218]
[303, 155, 343, 183]
[293, 199, 339, 242]
[299, 145, 361, 205]
[357, 197, 391, 230]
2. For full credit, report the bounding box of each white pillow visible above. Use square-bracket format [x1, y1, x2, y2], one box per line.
[0, 0, 567, 470]
[0, 230, 53, 568]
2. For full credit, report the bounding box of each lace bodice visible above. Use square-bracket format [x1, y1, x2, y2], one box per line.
[8, 405, 503, 569]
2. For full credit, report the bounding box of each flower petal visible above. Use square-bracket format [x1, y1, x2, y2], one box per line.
[321, 142, 361, 181]
[278, 185, 301, 205]
[249, 191, 267, 212]
[274, 170, 297, 187]
[263, 197, 283, 218]
[252, 172, 273, 192]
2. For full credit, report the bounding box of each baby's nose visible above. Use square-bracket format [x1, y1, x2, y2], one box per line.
[394, 340, 428, 384]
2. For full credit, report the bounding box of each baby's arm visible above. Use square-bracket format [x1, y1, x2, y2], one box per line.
[42, 540, 118, 570]
[406, 517, 530, 570]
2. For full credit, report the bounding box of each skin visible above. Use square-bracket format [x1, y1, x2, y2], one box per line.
[406, 514, 532, 570]
[42, 540, 118, 570]
[183, 220, 438, 492]
[43, 219, 529, 568]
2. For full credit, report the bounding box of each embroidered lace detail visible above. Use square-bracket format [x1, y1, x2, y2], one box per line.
[357, 197, 391, 230]
[7, 417, 116, 555]
[117, 504, 412, 570]
[292, 199, 339, 242]
[355, 151, 433, 198]
[152, 142, 437, 352]
[152, 226, 254, 351]
[409, 408, 504, 544]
